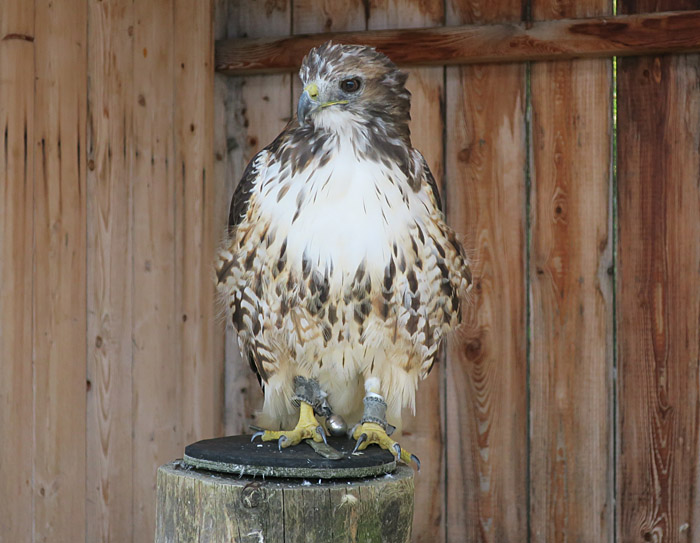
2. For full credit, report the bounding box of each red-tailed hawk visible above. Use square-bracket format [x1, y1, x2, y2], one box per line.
[216, 42, 471, 467]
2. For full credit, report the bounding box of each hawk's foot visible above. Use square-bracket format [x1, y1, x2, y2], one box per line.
[252, 401, 327, 450]
[351, 421, 420, 471]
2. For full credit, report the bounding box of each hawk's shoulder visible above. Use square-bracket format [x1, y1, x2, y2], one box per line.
[227, 125, 295, 234]
[410, 149, 443, 214]
[227, 149, 266, 234]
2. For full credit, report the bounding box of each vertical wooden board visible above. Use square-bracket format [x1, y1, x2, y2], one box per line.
[213, 0, 241, 436]
[292, 0, 367, 33]
[174, 0, 221, 446]
[33, 0, 88, 540]
[212, 0, 231, 437]
[529, 1, 614, 542]
[529, 57, 613, 543]
[444, 1, 528, 541]
[85, 1, 135, 541]
[132, 0, 178, 538]
[617, 2, 700, 541]
[223, 0, 292, 434]
[0, 2, 34, 542]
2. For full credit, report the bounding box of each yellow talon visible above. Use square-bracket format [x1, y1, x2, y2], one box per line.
[352, 422, 420, 470]
[257, 401, 326, 449]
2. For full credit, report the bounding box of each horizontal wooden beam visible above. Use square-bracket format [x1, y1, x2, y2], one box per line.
[216, 10, 700, 75]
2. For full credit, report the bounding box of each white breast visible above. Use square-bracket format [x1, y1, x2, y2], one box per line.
[257, 139, 420, 286]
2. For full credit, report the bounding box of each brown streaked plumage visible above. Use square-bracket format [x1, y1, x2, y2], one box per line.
[216, 41, 471, 437]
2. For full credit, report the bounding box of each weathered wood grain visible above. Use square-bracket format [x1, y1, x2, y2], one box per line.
[214, 0, 245, 436]
[529, 1, 614, 542]
[32, 0, 88, 540]
[617, 2, 700, 542]
[131, 0, 180, 538]
[174, 0, 222, 447]
[293, 0, 368, 33]
[444, 0, 528, 541]
[155, 462, 415, 542]
[216, 10, 700, 75]
[0, 2, 34, 541]
[213, 0, 232, 438]
[221, 0, 292, 435]
[85, 1, 134, 541]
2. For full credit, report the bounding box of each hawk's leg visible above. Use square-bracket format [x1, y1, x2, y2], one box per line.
[251, 376, 329, 450]
[351, 378, 421, 470]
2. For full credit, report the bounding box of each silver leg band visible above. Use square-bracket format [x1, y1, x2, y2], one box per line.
[360, 393, 388, 430]
[291, 376, 332, 417]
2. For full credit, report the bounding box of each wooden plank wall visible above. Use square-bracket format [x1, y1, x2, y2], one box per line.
[617, 1, 700, 542]
[529, 0, 614, 542]
[0, 2, 35, 541]
[444, 0, 528, 541]
[0, 0, 222, 541]
[87, 1, 133, 540]
[1, 0, 699, 541]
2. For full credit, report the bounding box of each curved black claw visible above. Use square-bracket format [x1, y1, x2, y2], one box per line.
[353, 433, 368, 454]
[278, 435, 288, 451]
[251, 431, 264, 442]
[410, 453, 421, 472]
[393, 443, 402, 458]
[316, 425, 328, 445]
[347, 424, 360, 440]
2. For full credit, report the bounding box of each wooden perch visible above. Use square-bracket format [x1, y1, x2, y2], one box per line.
[216, 10, 700, 75]
[155, 461, 415, 542]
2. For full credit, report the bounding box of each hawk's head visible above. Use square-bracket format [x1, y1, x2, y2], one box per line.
[297, 42, 411, 137]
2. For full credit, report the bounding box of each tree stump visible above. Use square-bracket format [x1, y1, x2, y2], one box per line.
[155, 461, 414, 542]
[156, 436, 415, 543]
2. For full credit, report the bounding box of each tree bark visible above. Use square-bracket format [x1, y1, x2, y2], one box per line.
[155, 461, 415, 542]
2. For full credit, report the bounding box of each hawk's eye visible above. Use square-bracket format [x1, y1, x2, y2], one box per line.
[340, 77, 361, 93]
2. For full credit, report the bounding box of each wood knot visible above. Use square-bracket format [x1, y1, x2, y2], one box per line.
[457, 147, 472, 163]
[2, 33, 34, 42]
[464, 337, 482, 361]
[241, 483, 265, 508]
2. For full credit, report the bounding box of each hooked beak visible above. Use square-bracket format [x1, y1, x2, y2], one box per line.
[297, 82, 349, 126]
[297, 83, 319, 126]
